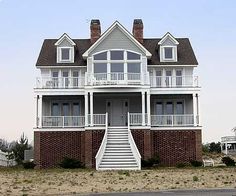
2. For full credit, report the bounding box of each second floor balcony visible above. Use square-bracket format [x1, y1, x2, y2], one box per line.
[35, 74, 199, 89]
[150, 75, 198, 88]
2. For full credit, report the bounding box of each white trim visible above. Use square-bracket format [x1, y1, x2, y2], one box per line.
[82, 21, 152, 58]
[158, 32, 179, 45]
[55, 33, 76, 46]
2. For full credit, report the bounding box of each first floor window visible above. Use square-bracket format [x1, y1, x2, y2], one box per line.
[72, 103, 80, 116]
[52, 103, 60, 116]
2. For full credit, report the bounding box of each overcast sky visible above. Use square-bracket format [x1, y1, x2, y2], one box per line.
[0, 0, 236, 143]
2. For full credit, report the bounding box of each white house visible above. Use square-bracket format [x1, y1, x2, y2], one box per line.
[34, 19, 202, 169]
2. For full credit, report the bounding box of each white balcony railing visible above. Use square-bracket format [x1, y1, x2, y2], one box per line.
[150, 76, 198, 88]
[36, 77, 85, 89]
[42, 116, 85, 128]
[221, 136, 236, 143]
[85, 72, 150, 86]
[129, 113, 148, 126]
[151, 115, 194, 127]
[88, 114, 106, 126]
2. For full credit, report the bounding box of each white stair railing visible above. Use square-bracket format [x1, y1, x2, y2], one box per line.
[95, 113, 108, 170]
[128, 112, 141, 170]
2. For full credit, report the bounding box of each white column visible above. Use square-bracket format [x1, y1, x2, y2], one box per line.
[35, 96, 39, 128]
[90, 92, 94, 126]
[84, 92, 88, 126]
[193, 93, 197, 126]
[142, 91, 145, 126]
[147, 91, 151, 126]
[38, 95, 43, 128]
[197, 93, 201, 126]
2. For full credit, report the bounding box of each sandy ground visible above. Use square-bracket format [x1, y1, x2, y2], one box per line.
[0, 167, 236, 195]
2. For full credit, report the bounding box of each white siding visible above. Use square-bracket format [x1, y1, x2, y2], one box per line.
[89, 27, 145, 57]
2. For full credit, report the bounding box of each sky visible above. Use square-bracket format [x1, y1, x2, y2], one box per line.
[0, 0, 236, 143]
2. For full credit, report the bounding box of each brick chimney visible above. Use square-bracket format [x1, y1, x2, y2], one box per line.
[132, 19, 143, 44]
[90, 19, 101, 44]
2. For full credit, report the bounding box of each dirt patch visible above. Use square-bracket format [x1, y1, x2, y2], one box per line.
[0, 167, 236, 195]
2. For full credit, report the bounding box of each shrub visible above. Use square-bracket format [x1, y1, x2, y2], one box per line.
[193, 176, 199, 181]
[222, 156, 235, 166]
[141, 155, 160, 168]
[176, 163, 188, 168]
[59, 157, 84, 169]
[190, 160, 203, 167]
[23, 161, 36, 169]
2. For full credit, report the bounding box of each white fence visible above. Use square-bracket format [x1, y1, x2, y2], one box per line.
[0, 150, 16, 167]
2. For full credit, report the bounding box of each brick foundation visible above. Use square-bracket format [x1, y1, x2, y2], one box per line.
[132, 129, 202, 166]
[34, 130, 104, 169]
[35, 129, 201, 168]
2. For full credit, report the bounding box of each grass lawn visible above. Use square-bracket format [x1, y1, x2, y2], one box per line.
[0, 166, 236, 195]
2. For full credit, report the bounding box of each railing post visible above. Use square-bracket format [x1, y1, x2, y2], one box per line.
[38, 95, 43, 128]
[146, 92, 151, 126]
[171, 115, 174, 126]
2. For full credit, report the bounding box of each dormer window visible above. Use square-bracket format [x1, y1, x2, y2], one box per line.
[158, 32, 179, 62]
[164, 47, 174, 60]
[61, 48, 71, 61]
[55, 33, 76, 63]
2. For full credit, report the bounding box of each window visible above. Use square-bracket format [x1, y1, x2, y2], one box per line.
[92, 50, 142, 81]
[62, 103, 69, 116]
[61, 48, 70, 61]
[127, 63, 140, 73]
[52, 103, 60, 116]
[110, 51, 124, 60]
[127, 51, 140, 60]
[156, 102, 163, 115]
[72, 103, 80, 116]
[176, 101, 184, 114]
[164, 47, 173, 59]
[94, 63, 107, 73]
[94, 51, 107, 60]
[176, 70, 182, 86]
[166, 102, 173, 115]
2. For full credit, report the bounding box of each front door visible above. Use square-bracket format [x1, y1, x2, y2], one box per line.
[106, 99, 128, 126]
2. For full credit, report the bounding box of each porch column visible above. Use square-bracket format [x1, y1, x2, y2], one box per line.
[193, 93, 197, 126]
[90, 92, 94, 126]
[38, 95, 42, 128]
[142, 91, 145, 126]
[146, 91, 151, 126]
[196, 93, 201, 126]
[35, 96, 38, 128]
[84, 92, 89, 126]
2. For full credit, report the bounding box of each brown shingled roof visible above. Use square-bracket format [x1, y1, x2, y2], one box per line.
[36, 38, 198, 67]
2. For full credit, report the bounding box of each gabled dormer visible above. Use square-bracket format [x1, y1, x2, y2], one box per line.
[158, 32, 179, 62]
[55, 33, 76, 63]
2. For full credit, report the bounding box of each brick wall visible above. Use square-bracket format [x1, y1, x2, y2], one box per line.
[132, 129, 202, 166]
[34, 130, 104, 169]
[35, 129, 201, 168]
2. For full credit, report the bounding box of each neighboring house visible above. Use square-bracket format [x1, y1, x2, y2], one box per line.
[34, 19, 202, 170]
[221, 127, 236, 155]
[0, 150, 16, 167]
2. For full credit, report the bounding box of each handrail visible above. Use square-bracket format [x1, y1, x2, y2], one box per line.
[128, 112, 141, 170]
[95, 113, 108, 170]
[36, 77, 85, 89]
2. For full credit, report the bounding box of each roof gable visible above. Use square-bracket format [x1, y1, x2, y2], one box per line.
[83, 21, 152, 58]
[158, 32, 179, 45]
[55, 33, 76, 46]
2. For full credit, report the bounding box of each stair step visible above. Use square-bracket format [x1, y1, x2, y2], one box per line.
[100, 162, 137, 165]
[103, 155, 134, 159]
[102, 158, 136, 162]
[102, 156, 136, 162]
